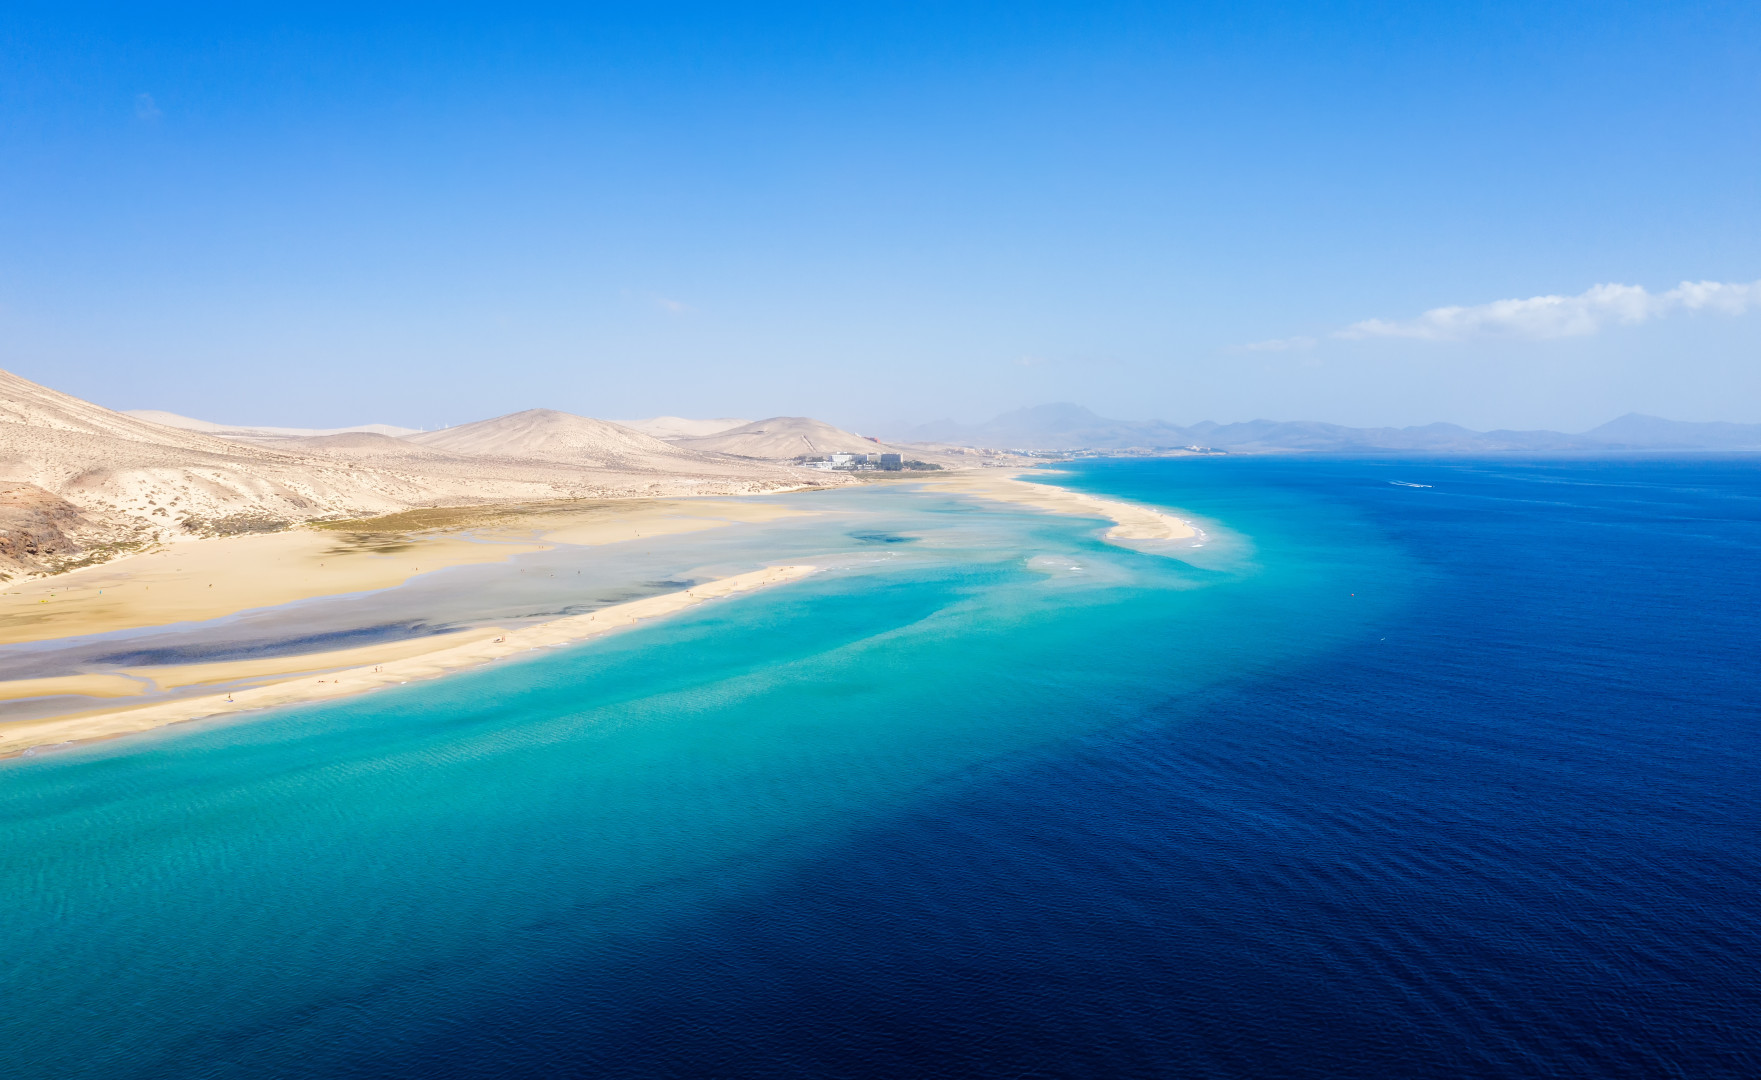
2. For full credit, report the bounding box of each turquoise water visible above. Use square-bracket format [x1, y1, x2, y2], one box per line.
[1, 471, 1407, 1076]
[31, 459, 1758, 1077]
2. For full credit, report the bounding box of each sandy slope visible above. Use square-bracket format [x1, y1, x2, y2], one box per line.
[671, 416, 918, 460]
[0, 369, 435, 541]
[125, 409, 420, 439]
[0, 371, 849, 578]
[615, 416, 751, 439]
[409, 409, 726, 469]
[401, 409, 848, 485]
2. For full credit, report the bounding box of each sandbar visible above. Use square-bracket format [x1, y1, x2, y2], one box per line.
[916, 471, 1197, 541]
[0, 673, 148, 702]
[1, 564, 817, 758]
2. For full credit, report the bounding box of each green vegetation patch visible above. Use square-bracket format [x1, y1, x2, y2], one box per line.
[314, 498, 678, 536]
[182, 513, 292, 537]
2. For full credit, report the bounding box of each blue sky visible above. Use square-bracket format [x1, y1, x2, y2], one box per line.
[2, 2, 1758, 432]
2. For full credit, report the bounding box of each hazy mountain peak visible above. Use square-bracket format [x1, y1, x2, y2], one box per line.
[896, 403, 1761, 453]
[124, 410, 421, 440]
[405, 409, 694, 465]
[672, 416, 905, 459]
[614, 416, 751, 440]
[1583, 413, 1761, 448]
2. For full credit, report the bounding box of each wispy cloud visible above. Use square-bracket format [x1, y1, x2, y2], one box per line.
[620, 289, 694, 317]
[134, 92, 161, 121]
[1232, 335, 1316, 353]
[1337, 279, 1761, 342]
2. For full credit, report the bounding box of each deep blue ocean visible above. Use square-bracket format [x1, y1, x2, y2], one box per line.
[4, 457, 1759, 1078]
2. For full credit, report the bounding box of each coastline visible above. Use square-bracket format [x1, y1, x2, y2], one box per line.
[0, 496, 816, 646]
[1, 565, 817, 759]
[915, 470, 1199, 541]
[0, 470, 1197, 760]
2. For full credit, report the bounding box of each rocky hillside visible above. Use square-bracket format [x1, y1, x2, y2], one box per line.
[0, 483, 149, 579]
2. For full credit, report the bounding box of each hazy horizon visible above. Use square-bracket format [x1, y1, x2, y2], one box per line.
[5, 4, 1759, 433]
[114, 390, 1751, 445]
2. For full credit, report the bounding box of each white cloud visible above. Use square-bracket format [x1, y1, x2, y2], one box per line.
[134, 92, 161, 121]
[1336, 279, 1761, 342]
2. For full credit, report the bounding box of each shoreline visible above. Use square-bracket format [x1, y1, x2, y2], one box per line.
[0, 470, 1199, 760]
[0, 496, 817, 647]
[1, 565, 817, 760]
[914, 470, 1199, 541]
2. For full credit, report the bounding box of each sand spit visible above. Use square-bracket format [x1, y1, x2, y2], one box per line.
[919, 471, 1198, 541]
[1, 565, 817, 758]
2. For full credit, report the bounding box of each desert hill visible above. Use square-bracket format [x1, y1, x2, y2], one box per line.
[0, 374, 268, 448]
[126, 409, 419, 440]
[0, 370, 437, 565]
[615, 416, 750, 440]
[265, 432, 467, 459]
[0, 481, 142, 580]
[0, 372, 848, 579]
[406, 409, 705, 469]
[672, 416, 912, 460]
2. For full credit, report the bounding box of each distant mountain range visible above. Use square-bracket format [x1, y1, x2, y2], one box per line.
[896, 404, 1761, 453]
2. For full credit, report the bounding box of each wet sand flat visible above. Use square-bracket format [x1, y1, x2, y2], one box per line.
[0, 497, 817, 646]
[1, 564, 817, 757]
